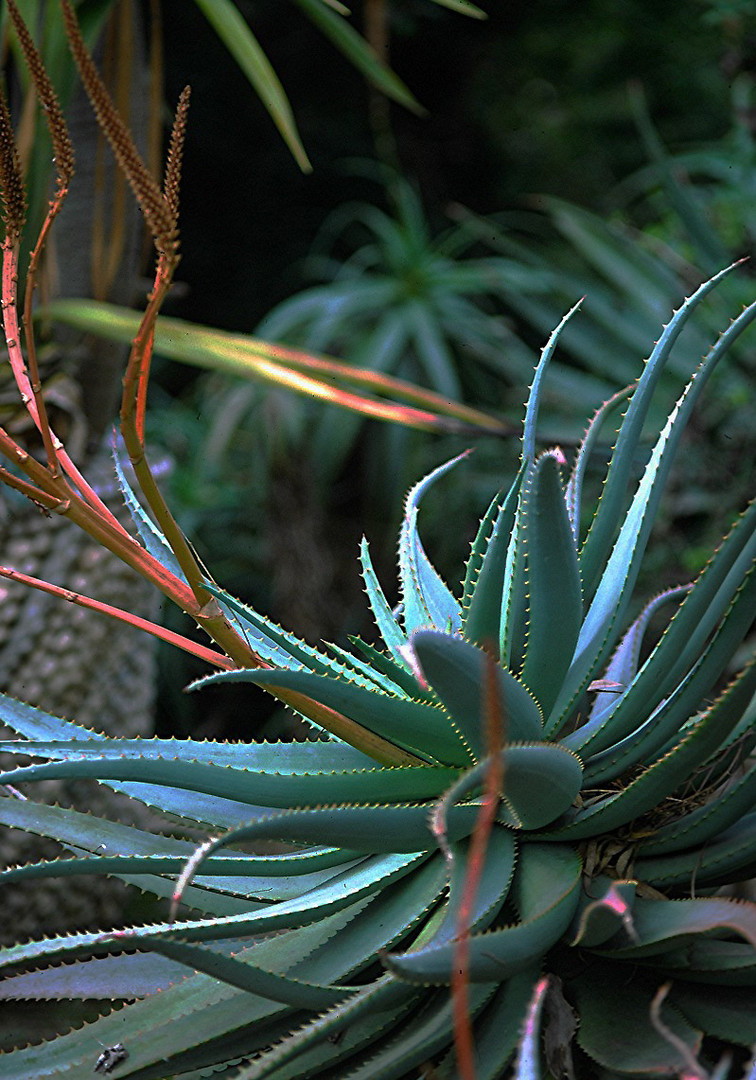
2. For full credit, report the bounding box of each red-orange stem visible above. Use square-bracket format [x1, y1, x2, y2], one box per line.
[0, 565, 235, 670]
[452, 652, 503, 1080]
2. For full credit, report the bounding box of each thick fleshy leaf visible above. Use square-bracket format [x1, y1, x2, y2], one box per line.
[499, 470, 528, 671]
[359, 537, 408, 663]
[522, 299, 583, 465]
[200, 667, 472, 766]
[0, 899, 410, 1077]
[0, 799, 273, 915]
[0, 733, 373, 771]
[113, 447, 189, 584]
[349, 635, 437, 704]
[573, 965, 702, 1074]
[543, 658, 756, 840]
[565, 383, 632, 541]
[579, 585, 689, 734]
[425, 829, 517, 948]
[580, 563, 756, 786]
[578, 261, 743, 599]
[173, 803, 482, 864]
[410, 630, 543, 756]
[435, 743, 583, 831]
[228, 976, 418, 1080]
[670, 983, 756, 1045]
[633, 812, 756, 889]
[636, 740, 756, 858]
[385, 844, 582, 984]
[564, 495, 756, 758]
[200, 579, 400, 690]
[135, 938, 358, 1009]
[0, 693, 108, 742]
[0, 753, 460, 809]
[462, 466, 526, 648]
[601, 895, 756, 959]
[547, 306, 756, 738]
[519, 452, 582, 715]
[333, 985, 497, 1080]
[437, 969, 542, 1080]
[568, 878, 637, 947]
[658, 939, 756, 985]
[399, 453, 466, 638]
[0, 952, 190, 1000]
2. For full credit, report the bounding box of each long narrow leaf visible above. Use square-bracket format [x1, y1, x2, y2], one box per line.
[192, 0, 311, 171]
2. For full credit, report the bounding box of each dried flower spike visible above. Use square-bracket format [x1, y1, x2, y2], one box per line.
[60, 0, 175, 256]
[0, 88, 27, 241]
[5, 0, 75, 195]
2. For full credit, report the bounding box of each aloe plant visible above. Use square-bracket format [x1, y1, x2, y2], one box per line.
[1, 264, 756, 1077]
[2, 3, 756, 1074]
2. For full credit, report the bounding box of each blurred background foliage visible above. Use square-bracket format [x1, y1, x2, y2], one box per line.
[14, 0, 756, 737]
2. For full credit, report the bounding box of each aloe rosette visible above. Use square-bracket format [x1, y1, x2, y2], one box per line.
[1, 267, 756, 1078]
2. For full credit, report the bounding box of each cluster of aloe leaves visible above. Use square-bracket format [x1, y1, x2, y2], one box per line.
[0, 262, 756, 1078]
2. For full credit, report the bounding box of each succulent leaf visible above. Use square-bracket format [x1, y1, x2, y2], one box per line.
[398, 452, 466, 637]
[667, 983, 756, 1046]
[359, 536, 408, 663]
[0, 752, 462, 810]
[462, 464, 526, 647]
[583, 584, 689, 729]
[633, 812, 756, 889]
[567, 877, 637, 947]
[409, 629, 543, 753]
[547, 313, 756, 738]
[543, 657, 756, 840]
[519, 451, 582, 715]
[386, 844, 582, 984]
[601, 894, 756, 958]
[572, 965, 702, 1074]
[436, 743, 583, 831]
[428, 830, 517, 947]
[113, 446, 189, 584]
[521, 299, 583, 464]
[199, 665, 472, 765]
[565, 382, 633, 541]
[581, 563, 756, 787]
[0, 951, 189, 1000]
[578, 260, 744, 598]
[564, 495, 756, 759]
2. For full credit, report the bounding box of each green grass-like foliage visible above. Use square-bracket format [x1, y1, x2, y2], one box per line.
[1, 269, 756, 1078]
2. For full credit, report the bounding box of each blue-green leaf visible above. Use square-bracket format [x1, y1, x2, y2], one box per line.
[579, 262, 745, 598]
[546, 297, 756, 737]
[521, 300, 583, 465]
[410, 630, 543, 756]
[463, 465, 526, 649]
[520, 452, 583, 715]
[360, 537, 407, 663]
[399, 453, 466, 638]
[0, 754, 461, 811]
[386, 844, 581, 983]
[204, 666, 472, 766]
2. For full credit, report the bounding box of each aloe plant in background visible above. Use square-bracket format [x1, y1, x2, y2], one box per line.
[1, 262, 756, 1075]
